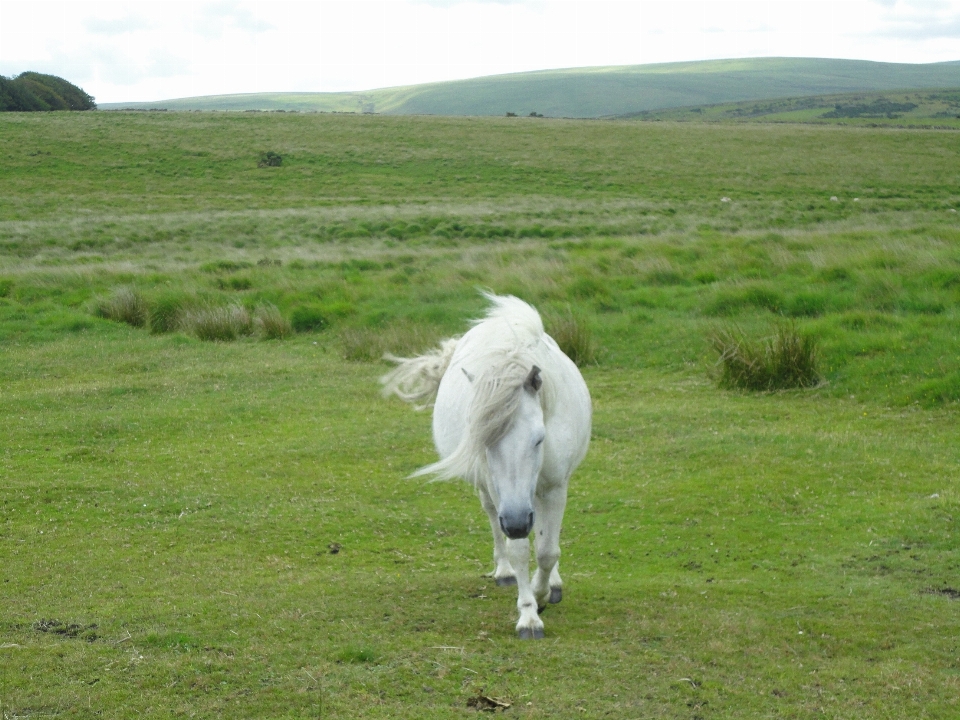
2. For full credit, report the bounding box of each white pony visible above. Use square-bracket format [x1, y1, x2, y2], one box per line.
[381, 293, 591, 639]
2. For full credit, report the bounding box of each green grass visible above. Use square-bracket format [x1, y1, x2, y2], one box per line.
[631, 87, 960, 129]
[98, 57, 960, 118]
[2, 111, 960, 717]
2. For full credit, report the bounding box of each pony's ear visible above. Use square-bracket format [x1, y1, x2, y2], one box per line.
[462, 367, 475, 383]
[524, 365, 542, 393]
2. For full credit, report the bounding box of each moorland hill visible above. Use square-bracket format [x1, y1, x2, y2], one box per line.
[99, 57, 960, 118]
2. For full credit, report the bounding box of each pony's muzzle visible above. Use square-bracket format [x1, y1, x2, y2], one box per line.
[499, 509, 535, 540]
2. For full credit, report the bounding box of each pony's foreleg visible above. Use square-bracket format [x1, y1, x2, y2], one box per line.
[478, 485, 515, 585]
[532, 484, 567, 610]
[505, 536, 543, 639]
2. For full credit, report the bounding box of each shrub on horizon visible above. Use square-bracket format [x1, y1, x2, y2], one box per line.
[0, 72, 95, 112]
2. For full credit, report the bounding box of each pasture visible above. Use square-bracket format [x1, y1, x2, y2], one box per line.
[2, 111, 960, 718]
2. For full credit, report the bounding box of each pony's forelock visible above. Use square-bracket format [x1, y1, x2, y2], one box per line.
[400, 293, 556, 486]
[411, 355, 538, 486]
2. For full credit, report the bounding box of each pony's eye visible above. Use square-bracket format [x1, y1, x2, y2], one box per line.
[534, 437, 544, 447]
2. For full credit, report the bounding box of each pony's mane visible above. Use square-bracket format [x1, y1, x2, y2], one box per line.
[413, 294, 556, 485]
[474, 292, 545, 335]
[380, 338, 459, 410]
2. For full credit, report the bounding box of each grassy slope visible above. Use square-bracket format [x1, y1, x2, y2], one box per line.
[2, 112, 960, 718]
[630, 87, 960, 129]
[98, 57, 960, 118]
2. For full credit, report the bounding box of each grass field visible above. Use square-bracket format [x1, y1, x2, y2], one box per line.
[98, 57, 960, 119]
[2, 111, 960, 718]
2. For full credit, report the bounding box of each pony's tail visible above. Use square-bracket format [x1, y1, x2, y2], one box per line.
[380, 337, 459, 410]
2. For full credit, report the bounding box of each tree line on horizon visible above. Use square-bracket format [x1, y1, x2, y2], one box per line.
[0, 72, 96, 112]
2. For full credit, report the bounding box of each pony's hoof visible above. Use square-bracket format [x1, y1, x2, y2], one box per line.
[517, 627, 545, 640]
[549, 587, 562, 604]
[495, 576, 517, 587]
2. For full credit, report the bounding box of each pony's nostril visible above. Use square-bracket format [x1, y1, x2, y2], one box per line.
[499, 512, 533, 539]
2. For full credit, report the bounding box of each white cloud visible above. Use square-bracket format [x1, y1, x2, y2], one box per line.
[413, 0, 527, 5]
[195, 1, 274, 38]
[85, 14, 151, 34]
[874, 0, 960, 38]
[0, 0, 957, 103]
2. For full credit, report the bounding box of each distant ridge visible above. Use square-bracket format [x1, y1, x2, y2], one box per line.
[99, 58, 960, 119]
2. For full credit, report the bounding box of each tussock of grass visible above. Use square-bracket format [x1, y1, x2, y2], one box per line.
[253, 303, 291, 339]
[913, 372, 960, 406]
[180, 304, 253, 341]
[94, 287, 147, 327]
[705, 286, 784, 316]
[217, 275, 253, 291]
[837, 311, 901, 331]
[200, 260, 253, 273]
[291, 305, 328, 333]
[545, 309, 596, 367]
[335, 645, 378, 664]
[786, 291, 829, 317]
[710, 323, 821, 391]
[342, 324, 439, 362]
[148, 294, 187, 334]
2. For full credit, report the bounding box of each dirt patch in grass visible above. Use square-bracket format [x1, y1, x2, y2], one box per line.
[33, 619, 100, 642]
[466, 691, 512, 712]
[921, 587, 960, 600]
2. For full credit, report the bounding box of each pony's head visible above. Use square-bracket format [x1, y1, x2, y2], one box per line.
[475, 364, 545, 539]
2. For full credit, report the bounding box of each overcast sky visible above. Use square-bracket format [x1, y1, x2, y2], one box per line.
[1, 0, 958, 103]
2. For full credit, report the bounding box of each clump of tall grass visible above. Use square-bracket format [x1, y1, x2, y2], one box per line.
[342, 324, 437, 362]
[705, 286, 784, 316]
[180, 304, 253, 341]
[148, 294, 187, 334]
[94, 287, 147, 327]
[291, 305, 328, 333]
[545, 309, 596, 367]
[253, 303, 291, 339]
[709, 323, 821, 391]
